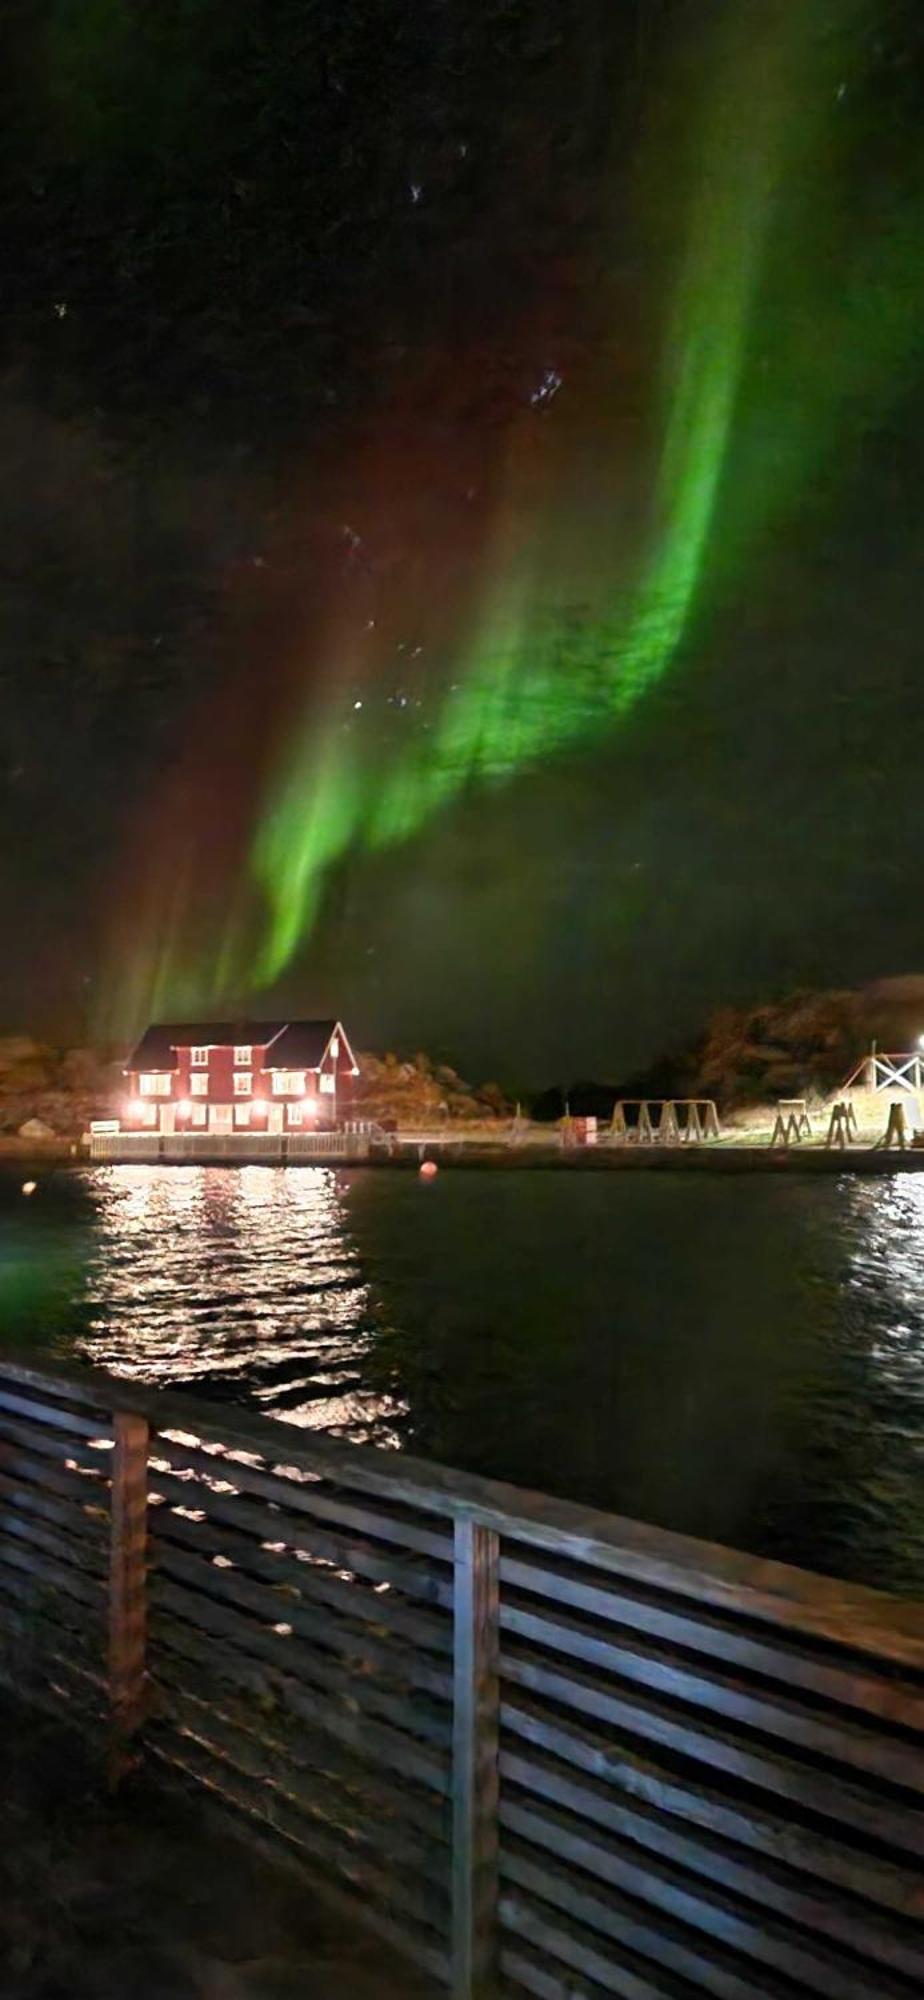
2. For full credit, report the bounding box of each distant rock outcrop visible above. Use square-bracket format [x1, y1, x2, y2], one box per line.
[688, 976, 924, 1108]
[352, 1051, 511, 1125]
[0, 1041, 124, 1138]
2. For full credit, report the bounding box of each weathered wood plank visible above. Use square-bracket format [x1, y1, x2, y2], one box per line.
[500, 1602, 924, 1797]
[152, 1661, 450, 1849]
[500, 1934, 673, 1999]
[4, 1351, 924, 1671]
[0, 1535, 105, 1611]
[150, 1542, 454, 1713]
[149, 1516, 453, 1656]
[149, 1435, 451, 1561]
[0, 1385, 109, 1438]
[500, 1552, 924, 1733]
[500, 1712, 924, 1928]
[0, 1411, 112, 1473]
[151, 1751, 450, 1986]
[150, 1579, 451, 1794]
[499, 1904, 694, 1999]
[150, 1720, 449, 1939]
[0, 1439, 110, 1506]
[0, 1504, 108, 1580]
[500, 1848, 789, 2000]
[500, 1796, 914, 1999]
[452, 1517, 500, 2000]
[151, 1560, 452, 1704]
[157, 1678, 449, 1886]
[148, 1465, 452, 1606]
[152, 1576, 452, 1752]
[501, 1660, 924, 1861]
[0, 1465, 110, 1547]
[108, 1409, 149, 1785]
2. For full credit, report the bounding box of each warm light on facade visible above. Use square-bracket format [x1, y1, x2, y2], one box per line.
[251, 1097, 267, 1118]
[177, 1099, 192, 1119]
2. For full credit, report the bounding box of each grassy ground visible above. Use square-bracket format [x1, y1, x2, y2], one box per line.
[0, 1698, 437, 2000]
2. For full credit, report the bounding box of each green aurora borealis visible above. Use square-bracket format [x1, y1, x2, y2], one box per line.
[100, 0, 924, 1045]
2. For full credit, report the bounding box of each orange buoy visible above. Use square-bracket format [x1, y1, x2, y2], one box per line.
[419, 1160, 438, 1180]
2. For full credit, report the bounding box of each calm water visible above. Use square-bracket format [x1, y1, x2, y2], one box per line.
[3, 1163, 924, 1594]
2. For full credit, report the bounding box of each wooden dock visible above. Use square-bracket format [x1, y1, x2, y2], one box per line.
[1, 1353, 924, 1996]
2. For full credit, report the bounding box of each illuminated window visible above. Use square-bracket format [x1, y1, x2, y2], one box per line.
[233, 1072, 252, 1096]
[190, 1073, 208, 1097]
[287, 1102, 303, 1126]
[191, 1104, 207, 1127]
[330, 1036, 339, 1059]
[190, 1047, 209, 1067]
[139, 1073, 171, 1097]
[234, 1103, 251, 1127]
[141, 1102, 157, 1126]
[319, 1073, 335, 1095]
[271, 1071, 306, 1095]
[234, 1045, 252, 1067]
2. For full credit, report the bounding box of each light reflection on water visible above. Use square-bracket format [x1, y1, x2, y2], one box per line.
[5, 1162, 924, 1591]
[78, 1164, 406, 1447]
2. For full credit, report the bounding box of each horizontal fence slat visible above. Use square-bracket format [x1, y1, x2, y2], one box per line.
[4, 1353, 923, 1666]
[500, 1552, 924, 1735]
[156, 1679, 448, 1886]
[153, 1662, 449, 1849]
[150, 1544, 453, 1715]
[500, 1846, 787, 2000]
[0, 1467, 109, 1553]
[499, 1709, 924, 1928]
[148, 1464, 452, 1607]
[0, 1412, 112, 1475]
[500, 1602, 924, 1798]
[149, 1721, 448, 1947]
[149, 1517, 453, 1658]
[150, 1579, 450, 1795]
[150, 1434, 451, 1561]
[501, 1659, 924, 1862]
[500, 1796, 914, 2000]
[0, 1505, 108, 1581]
[0, 1440, 111, 1508]
[4, 1352, 924, 2000]
[151, 1751, 450, 1988]
[0, 1385, 110, 1439]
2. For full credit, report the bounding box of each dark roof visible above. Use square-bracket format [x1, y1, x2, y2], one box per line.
[126, 1019, 340, 1072]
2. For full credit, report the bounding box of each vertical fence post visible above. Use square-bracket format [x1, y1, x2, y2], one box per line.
[452, 1514, 500, 1998]
[108, 1409, 149, 1787]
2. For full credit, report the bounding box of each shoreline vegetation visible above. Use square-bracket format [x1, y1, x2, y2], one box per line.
[3, 973, 924, 1164]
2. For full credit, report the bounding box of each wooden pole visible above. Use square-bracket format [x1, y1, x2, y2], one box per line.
[109, 1409, 149, 1787]
[452, 1515, 500, 1999]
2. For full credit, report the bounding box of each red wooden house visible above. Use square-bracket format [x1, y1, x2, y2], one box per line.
[122, 1019, 359, 1135]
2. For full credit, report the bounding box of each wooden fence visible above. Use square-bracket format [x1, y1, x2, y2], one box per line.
[1, 1354, 924, 1998]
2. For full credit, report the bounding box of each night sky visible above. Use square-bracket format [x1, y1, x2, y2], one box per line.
[3, 1, 924, 1083]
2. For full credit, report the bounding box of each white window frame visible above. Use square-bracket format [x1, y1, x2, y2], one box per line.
[234, 1103, 251, 1127]
[190, 1073, 208, 1097]
[190, 1047, 209, 1068]
[319, 1072, 335, 1095]
[191, 1103, 207, 1127]
[233, 1072, 252, 1096]
[287, 1102, 303, 1127]
[139, 1073, 171, 1097]
[233, 1045, 252, 1068]
[329, 1036, 339, 1060]
[271, 1070, 306, 1096]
